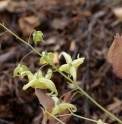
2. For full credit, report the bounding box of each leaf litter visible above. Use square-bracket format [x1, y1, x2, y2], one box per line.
[1, 0, 122, 123]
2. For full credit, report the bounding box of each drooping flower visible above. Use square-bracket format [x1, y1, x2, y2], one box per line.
[40, 51, 54, 64]
[59, 52, 85, 82]
[14, 63, 29, 77]
[14, 64, 58, 96]
[22, 69, 58, 96]
[35, 89, 77, 123]
[50, 96, 77, 117]
[33, 30, 44, 43]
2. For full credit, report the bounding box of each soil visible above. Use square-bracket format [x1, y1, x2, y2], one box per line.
[0, 0, 122, 124]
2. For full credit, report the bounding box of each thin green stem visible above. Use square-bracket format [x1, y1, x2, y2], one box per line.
[59, 88, 77, 100]
[0, 31, 7, 36]
[20, 50, 33, 63]
[0, 23, 43, 58]
[71, 112, 107, 124]
[38, 63, 48, 70]
[45, 111, 65, 124]
[0, 23, 122, 124]
[56, 114, 71, 124]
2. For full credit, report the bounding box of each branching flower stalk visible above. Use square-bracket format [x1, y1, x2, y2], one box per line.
[45, 111, 65, 124]
[70, 112, 107, 124]
[0, 23, 122, 124]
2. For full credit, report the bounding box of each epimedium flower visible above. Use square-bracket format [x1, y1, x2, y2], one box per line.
[59, 52, 85, 82]
[14, 63, 29, 77]
[22, 69, 58, 96]
[40, 51, 54, 64]
[14, 64, 58, 96]
[35, 89, 77, 123]
[50, 96, 77, 117]
[33, 30, 44, 43]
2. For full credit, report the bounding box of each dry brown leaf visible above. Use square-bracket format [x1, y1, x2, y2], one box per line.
[72, 11, 91, 21]
[35, 89, 55, 113]
[107, 33, 122, 78]
[113, 97, 121, 102]
[0, 51, 16, 63]
[7, 0, 27, 12]
[0, 0, 8, 12]
[91, 78, 101, 89]
[63, 92, 71, 103]
[53, 52, 59, 64]
[19, 16, 40, 36]
[51, 17, 69, 30]
[35, 89, 55, 124]
[44, 37, 57, 45]
[113, 7, 122, 19]
[54, 44, 60, 51]
[49, 118, 57, 124]
[107, 39, 115, 63]
[107, 101, 121, 112]
[70, 40, 76, 52]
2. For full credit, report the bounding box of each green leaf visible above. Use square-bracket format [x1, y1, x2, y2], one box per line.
[33, 30, 44, 43]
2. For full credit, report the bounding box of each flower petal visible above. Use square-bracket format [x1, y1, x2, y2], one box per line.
[59, 52, 72, 64]
[51, 103, 77, 116]
[72, 58, 85, 68]
[14, 64, 29, 77]
[70, 66, 77, 82]
[40, 57, 48, 64]
[45, 68, 52, 79]
[23, 79, 46, 90]
[40, 52, 54, 64]
[39, 78, 58, 96]
[59, 64, 70, 73]
[52, 96, 60, 105]
[34, 70, 43, 79]
[21, 71, 34, 80]
[22, 72, 58, 95]
[23, 78, 55, 91]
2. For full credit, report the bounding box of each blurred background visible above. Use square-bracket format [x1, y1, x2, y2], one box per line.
[1, 0, 122, 124]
